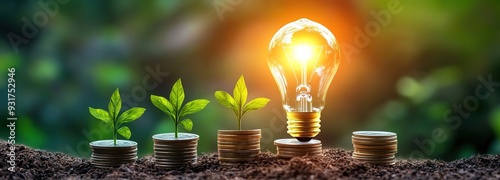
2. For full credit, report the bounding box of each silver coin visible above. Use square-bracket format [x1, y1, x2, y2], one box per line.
[90, 140, 137, 148]
[352, 131, 396, 137]
[153, 133, 199, 142]
[274, 138, 321, 147]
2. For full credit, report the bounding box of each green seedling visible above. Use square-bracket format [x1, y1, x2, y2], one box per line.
[150, 78, 210, 138]
[89, 88, 146, 145]
[214, 75, 270, 130]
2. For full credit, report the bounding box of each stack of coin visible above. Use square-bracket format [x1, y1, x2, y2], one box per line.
[90, 140, 138, 168]
[153, 133, 199, 169]
[351, 131, 397, 165]
[274, 138, 322, 159]
[217, 129, 261, 165]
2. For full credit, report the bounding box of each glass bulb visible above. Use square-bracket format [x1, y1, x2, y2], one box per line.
[268, 18, 340, 142]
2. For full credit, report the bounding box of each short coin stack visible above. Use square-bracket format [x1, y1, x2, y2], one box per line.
[351, 131, 397, 165]
[217, 129, 261, 165]
[90, 140, 137, 168]
[153, 133, 199, 169]
[274, 138, 322, 159]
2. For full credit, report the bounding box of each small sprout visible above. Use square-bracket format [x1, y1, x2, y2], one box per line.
[150, 78, 210, 138]
[214, 75, 270, 130]
[89, 88, 146, 145]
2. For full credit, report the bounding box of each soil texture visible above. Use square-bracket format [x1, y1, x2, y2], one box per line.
[1, 140, 499, 179]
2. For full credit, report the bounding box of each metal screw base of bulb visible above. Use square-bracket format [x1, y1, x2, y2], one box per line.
[286, 112, 321, 142]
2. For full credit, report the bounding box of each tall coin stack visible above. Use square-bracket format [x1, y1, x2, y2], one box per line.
[90, 140, 138, 168]
[274, 138, 322, 159]
[153, 133, 199, 169]
[217, 129, 261, 165]
[351, 131, 397, 165]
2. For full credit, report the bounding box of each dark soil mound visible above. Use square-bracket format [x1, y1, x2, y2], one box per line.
[1, 140, 499, 179]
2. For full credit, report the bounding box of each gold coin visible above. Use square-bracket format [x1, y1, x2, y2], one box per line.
[218, 134, 261, 140]
[354, 149, 398, 155]
[218, 143, 260, 150]
[352, 139, 398, 145]
[277, 146, 321, 153]
[352, 151, 395, 156]
[277, 150, 322, 156]
[352, 154, 395, 160]
[353, 143, 397, 149]
[218, 129, 261, 135]
[352, 135, 397, 141]
[217, 141, 260, 145]
[218, 148, 260, 154]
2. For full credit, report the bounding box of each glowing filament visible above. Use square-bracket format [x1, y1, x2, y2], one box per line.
[293, 45, 313, 63]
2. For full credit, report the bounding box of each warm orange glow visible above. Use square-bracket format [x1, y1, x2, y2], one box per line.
[293, 45, 313, 63]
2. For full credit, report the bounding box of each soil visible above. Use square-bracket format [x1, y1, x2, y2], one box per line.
[1, 140, 499, 179]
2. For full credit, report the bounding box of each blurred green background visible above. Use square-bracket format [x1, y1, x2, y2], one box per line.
[1, 0, 499, 161]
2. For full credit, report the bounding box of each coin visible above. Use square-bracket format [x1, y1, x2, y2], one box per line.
[89, 140, 138, 168]
[274, 138, 323, 159]
[153, 133, 199, 142]
[352, 131, 396, 137]
[218, 129, 261, 135]
[152, 133, 199, 169]
[351, 131, 397, 165]
[90, 140, 137, 148]
[274, 138, 321, 147]
[217, 130, 261, 165]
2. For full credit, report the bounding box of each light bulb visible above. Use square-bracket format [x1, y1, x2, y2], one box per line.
[268, 18, 340, 142]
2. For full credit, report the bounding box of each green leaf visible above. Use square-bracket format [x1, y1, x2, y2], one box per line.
[233, 75, 248, 111]
[108, 88, 121, 120]
[214, 91, 238, 115]
[170, 78, 185, 112]
[117, 107, 146, 124]
[180, 99, 210, 117]
[89, 107, 112, 125]
[117, 126, 131, 139]
[179, 119, 193, 131]
[243, 98, 270, 115]
[151, 95, 175, 120]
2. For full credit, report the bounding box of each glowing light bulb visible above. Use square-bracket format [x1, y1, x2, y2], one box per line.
[268, 18, 340, 142]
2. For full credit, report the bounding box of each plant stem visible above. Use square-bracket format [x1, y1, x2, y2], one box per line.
[238, 119, 241, 131]
[113, 120, 117, 145]
[175, 120, 179, 138]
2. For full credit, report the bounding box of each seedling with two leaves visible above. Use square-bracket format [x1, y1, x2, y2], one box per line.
[89, 88, 146, 145]
[150, 78, 210, 138]
[214, 75, 270, 130]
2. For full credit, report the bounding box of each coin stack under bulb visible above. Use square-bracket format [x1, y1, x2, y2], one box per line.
[274, 138, 322, 159]
[351, 131, 397, 165]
